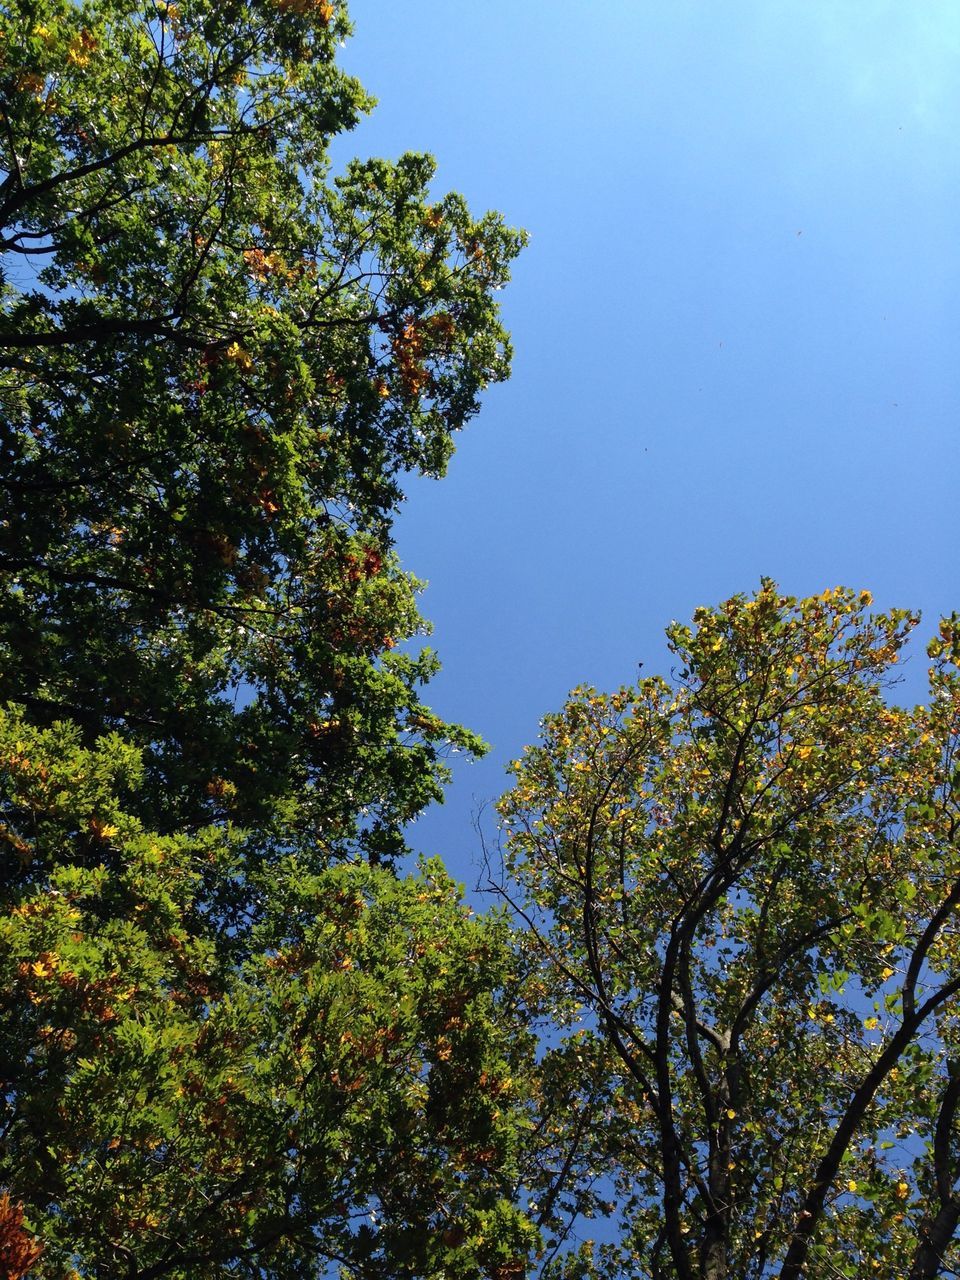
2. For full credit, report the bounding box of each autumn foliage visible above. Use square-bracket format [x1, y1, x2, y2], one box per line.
[0, 1195, 43, 1280]
[501, 582, 960, 1279]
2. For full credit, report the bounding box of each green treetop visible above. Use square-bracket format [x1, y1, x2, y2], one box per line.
[0, 0, 524, 863]
[0, 706, 536, 1279]
[0, 3, 538, 1276]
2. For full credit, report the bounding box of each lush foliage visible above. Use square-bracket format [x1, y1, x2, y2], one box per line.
[12, 4, 957, 1278]
[0, 0, 523, 861]
[0, 707, 535, 1278]
[0, 1, 536, 1276]
[500, 582, 960, 1279]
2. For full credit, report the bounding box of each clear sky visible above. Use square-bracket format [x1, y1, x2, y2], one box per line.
[334, 1, 960, 884]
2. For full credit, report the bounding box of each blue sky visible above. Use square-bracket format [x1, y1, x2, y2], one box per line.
[334, 2, 960, 883]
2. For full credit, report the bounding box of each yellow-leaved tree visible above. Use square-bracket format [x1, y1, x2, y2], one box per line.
[500, 582, 960, 1280]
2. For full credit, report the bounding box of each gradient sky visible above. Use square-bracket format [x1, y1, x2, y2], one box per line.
[332, 1, 960, 885]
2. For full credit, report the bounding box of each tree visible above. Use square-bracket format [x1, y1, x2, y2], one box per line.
[0, 1, 537, 1274]
[0, 706, 536, 1278]
[0, 0, 524, 863]
[499, 581, 960, 1279]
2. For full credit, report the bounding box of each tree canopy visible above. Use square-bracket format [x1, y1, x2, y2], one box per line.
[4, 4, 958, 1280]
[0, 706, 535, 1278]
[500, 582, 960, 1280]
[0, 0, 523, 863]
[0, 2, 535, 1276]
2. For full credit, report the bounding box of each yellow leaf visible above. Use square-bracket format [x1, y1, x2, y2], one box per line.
[225, 341, 253, 371]
[89, 818, 119, 839]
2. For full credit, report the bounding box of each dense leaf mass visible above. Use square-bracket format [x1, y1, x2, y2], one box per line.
[0, 707, 535, 1278]
[0, 3, 537, 1277]
[0, 0, 523, 861]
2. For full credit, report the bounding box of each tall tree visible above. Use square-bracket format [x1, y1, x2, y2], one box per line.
[0, 0, 523, 863]
[0, 2, 537, 1275]
[499, 582, 960, 1279]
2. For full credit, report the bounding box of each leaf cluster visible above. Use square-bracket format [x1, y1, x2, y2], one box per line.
[0, 706, 536, 1278]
